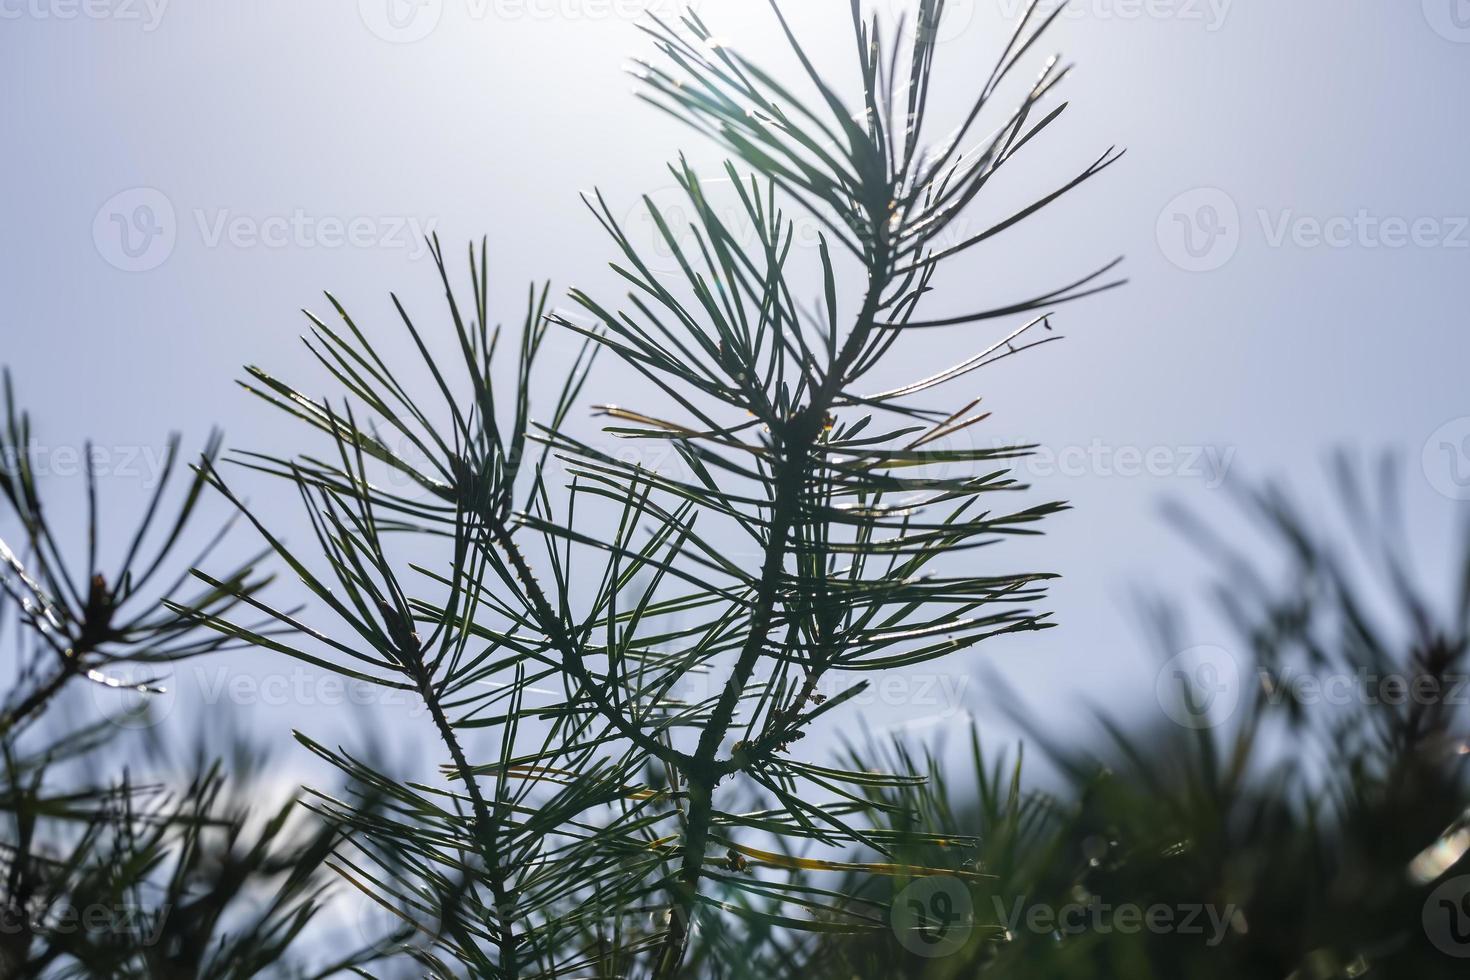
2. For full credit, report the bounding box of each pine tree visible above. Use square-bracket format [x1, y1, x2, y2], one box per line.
[187, 2, 1122, 975]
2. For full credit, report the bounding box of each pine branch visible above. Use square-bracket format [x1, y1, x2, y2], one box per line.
[185, 4, 1121, 976]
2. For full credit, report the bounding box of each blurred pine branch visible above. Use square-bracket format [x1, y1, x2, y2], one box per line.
[0, 372, 383, 978]
[784, 458, 1470, 979]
